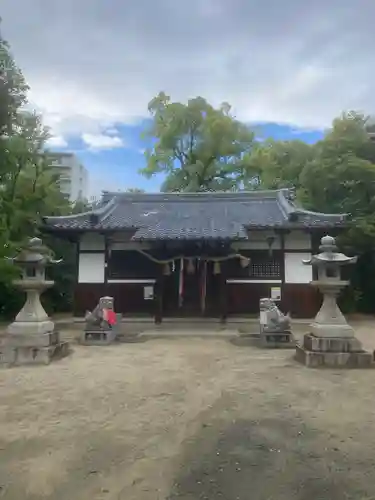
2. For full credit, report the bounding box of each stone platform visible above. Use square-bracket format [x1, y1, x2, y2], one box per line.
[0, 331, 69, 367]
[295, 333, 373, 368]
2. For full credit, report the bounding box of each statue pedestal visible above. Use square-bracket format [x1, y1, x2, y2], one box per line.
[0, 283, 69, 367]
[260, 328, 295, 348]
[81, 297, 121, 346]
[259, 298, 295, 349]
[296, 281, 373, 368]
[80, 328, 117, 346]
[80, 312, 121, 346]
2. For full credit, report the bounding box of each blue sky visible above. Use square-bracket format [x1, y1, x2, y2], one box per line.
[3, 0, 372, 198]
[49, 121, 325, 197]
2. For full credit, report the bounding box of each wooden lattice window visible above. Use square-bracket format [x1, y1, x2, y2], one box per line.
[249, 260, 280, 278]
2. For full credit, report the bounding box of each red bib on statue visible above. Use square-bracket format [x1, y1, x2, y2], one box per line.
[103, 308, 117, 325]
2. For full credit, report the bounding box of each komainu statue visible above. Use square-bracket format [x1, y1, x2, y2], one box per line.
[82, 296, 121, 345]
[259, 298, 294, 348]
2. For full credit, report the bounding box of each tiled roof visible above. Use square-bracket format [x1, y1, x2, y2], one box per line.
[42, 189, 348, 240]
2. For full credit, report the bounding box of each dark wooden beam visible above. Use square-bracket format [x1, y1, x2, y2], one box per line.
[219, 268, 228, 324]
[154, 265, 164, 324]
[75, 239, 80, 291]
[104, 236, 109, 293]
[280, 231, 286, 284]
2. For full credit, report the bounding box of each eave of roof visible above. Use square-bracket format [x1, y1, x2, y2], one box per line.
[41, 189, 348, 240]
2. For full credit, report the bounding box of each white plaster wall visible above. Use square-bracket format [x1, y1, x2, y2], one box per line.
[284, 252, 312, 284]
[233, 231, 282, 250]
[284, 231, 311, 250]
[79, 233, 105, 251]
[78, 253, 105, 283]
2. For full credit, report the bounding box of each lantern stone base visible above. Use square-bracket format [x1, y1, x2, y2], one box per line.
[7, 319, 55, 336]
[0, 331, 69, 367]
[295, 333, 373, 368]
[310, 322, 355, 338]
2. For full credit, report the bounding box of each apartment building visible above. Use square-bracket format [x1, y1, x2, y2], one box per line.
[48, 152, 89, 202]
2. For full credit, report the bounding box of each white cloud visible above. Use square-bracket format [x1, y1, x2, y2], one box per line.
[1, 0, 375, 139]
[46, 135, 68, 148]
[104, 127, 120, 136]
[82, 133, 124, 150]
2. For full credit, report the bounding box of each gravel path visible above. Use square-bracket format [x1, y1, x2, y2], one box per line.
[0, 323, 375, 499]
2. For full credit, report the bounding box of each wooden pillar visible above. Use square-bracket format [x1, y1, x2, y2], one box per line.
[104, 234, 110, 295]
[73, 235, 81, 317]
[154, 265, 164, 324]
[200, 259, 207, 317]
[219, 266, 228, 324]
[279, 230, 287, 314]
[279, 230, 286, 283]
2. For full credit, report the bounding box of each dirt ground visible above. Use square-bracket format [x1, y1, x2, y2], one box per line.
[1, 323, 375, 500]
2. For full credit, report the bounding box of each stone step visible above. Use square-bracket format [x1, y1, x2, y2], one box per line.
[54, 316, 313, 331]
[137, 328, 240, 339]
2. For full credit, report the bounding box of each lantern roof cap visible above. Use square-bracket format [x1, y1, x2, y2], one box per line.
[303, 235, 357, 266]
[6, 237, 62, 265]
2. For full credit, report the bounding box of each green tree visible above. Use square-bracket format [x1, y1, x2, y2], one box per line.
[0, 39, 27, 134]
[140, 92, 255, 192]
[245, 139, 314, 190]
[242, 111, 375, 313]
[1, 112, 68, 241]
[252, 111, 375, 313]
[0, 33, 74, 318]
[298, 112, 375, 229]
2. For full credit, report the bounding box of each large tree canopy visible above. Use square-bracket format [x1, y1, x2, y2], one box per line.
[249, 112, 375, 234]
[0, 32, 28, 137]
[0, 32, 74, 317]
[243, 138, 314, 191]
[140, 92, 255, 192]
[299, 114, 375, 215]
[248, 111, 375, 313]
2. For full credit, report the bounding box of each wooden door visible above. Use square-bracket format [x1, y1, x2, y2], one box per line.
[204, 262, 222, 317]
[162, 258, 202, 316]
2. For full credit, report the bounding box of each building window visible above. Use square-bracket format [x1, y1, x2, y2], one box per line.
[225, 251, 282, 279]
[250, 260, 280, 278]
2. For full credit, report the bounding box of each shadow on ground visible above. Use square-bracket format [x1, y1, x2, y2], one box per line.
[167, 414, 373, 500]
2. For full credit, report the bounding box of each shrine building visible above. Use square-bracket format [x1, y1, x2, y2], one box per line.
[41, 189, 347, 321]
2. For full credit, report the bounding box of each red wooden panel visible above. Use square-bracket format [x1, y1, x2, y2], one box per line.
[73, 284, 106, 316]
[227, 283, 271, 315]
[73, 282, 323, 319]
[109, 284, 155, 316]
[281, 284, 322, 319]
[74, 283, 156, 316]
[227, 283, 322, 318]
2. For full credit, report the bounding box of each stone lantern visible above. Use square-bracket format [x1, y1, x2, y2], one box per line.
[0, 237, 69, 366]
[295, 235, 373, 368]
